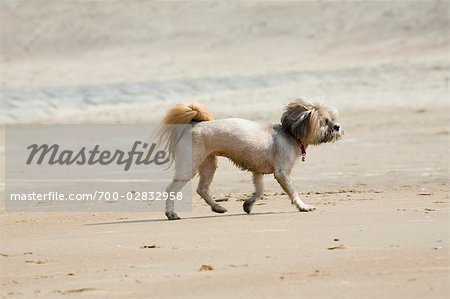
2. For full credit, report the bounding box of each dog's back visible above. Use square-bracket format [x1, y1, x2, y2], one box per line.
[192, 118, 277, 173]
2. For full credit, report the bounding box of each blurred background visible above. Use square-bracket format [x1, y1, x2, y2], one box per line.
[0, 1, 448, 123]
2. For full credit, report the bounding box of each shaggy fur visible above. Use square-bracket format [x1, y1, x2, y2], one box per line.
[156, 103, 213, 163]
[156, 98, 343, 220]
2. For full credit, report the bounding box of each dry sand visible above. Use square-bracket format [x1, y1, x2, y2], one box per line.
[0, 1, 449, 298]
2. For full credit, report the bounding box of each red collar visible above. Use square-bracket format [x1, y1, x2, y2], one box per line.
[296, 140, 308, 162]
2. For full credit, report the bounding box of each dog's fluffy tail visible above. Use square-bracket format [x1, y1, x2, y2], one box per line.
[162, 102, 213, 125]
[155, 103, 213, 164]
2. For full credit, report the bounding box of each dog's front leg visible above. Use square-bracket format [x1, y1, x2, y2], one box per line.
[274, 169, 315, 212]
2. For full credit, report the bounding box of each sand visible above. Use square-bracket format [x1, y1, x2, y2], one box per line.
[0, 1, 449, 298]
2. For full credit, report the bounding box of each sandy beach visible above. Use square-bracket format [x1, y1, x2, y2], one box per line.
[0, 1, 449, 298]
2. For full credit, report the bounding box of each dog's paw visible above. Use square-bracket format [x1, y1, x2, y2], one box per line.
[296, 204, 316, 212]
[243, 200, 254, 214]
[212, 205, 227, 214]
[165, 211, 181, 220]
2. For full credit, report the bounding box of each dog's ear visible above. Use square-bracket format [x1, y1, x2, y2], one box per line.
[291, 110, 312, 141]
[281, 100, 313, 142]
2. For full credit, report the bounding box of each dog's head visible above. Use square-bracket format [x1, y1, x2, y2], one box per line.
[281, 98, 343, 145]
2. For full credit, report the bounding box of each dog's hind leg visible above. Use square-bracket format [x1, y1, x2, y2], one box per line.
[197, 155, 227, 214]
[243, 173, 264, 214]
[165, 179, 188, 220]
[274, 169, 315, 212]
[165, 146, 202, 220]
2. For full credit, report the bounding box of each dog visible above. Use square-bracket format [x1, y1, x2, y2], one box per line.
[156, 98, 343, 220]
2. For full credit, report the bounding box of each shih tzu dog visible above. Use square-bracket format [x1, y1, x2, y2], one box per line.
[156, 98, 343, 220]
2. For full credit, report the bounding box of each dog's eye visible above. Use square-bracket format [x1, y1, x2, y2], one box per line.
[324, 119, 329, 126]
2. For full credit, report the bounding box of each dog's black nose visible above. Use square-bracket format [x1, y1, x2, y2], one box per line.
[333, 125, 340, 131]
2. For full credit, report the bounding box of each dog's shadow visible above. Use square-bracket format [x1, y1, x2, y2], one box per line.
[86, 211, 297, 226]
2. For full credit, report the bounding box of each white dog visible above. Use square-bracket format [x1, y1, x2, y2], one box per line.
[156, 98, 343, 220]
